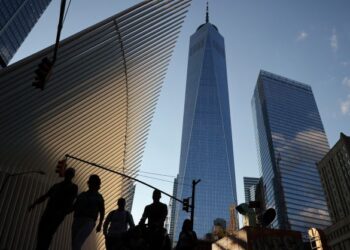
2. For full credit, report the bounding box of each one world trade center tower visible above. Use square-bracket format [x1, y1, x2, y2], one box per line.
[173, 6, 237, 240]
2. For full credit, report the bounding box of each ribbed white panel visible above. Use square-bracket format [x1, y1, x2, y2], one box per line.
[0, 0, 191, 249]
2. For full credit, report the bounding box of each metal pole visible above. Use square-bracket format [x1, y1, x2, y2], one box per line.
[65, 154, 183, 203]
[190, 179, 201, 229]
[52, 0, 66, 63]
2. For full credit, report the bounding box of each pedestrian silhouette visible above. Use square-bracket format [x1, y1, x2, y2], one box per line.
[175, 219, 197, 250]
[139, 189, 168, 250]
[28, 167, 78, 250]
[103, 197, 135, 250]
[139, 189, 167, 228]
[71, 174, 105, 250]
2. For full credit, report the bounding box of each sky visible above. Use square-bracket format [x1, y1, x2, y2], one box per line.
[11, 0, 350, 227]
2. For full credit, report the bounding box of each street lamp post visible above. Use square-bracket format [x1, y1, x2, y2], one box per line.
[0, 170, 46, 196]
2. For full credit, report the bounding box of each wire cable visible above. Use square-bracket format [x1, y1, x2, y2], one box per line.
[138, 170, 176, 178]
[138, 174, 191, 187]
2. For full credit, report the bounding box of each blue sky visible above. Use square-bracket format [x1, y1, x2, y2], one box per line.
[12, 0, 350, 226]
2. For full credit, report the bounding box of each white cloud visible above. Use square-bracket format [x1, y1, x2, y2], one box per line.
[342, 77, 350, 87]
[296, 31, 308, 41]
[330, 29, 338, 51]
[340, 95, 350, 115]
[341, 61, 349, 67]
[272, 129, 328, 162]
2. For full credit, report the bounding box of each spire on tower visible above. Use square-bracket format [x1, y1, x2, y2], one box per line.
[206, 1, 209, 23]
[196, 1, 218, 31]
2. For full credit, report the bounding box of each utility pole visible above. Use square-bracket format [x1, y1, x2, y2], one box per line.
[190, 179, 201, 229]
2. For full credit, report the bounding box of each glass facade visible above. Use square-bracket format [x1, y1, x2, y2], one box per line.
[251, 70, 331, 238]
[0, 0, 52, 67]
[243, 177, 260, 203]
[173, 21, 237, 240]
[168, 176, 178, 243]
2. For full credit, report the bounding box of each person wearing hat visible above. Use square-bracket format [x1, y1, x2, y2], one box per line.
[28, 167, 78, 250]
[71, 174, 105, 250]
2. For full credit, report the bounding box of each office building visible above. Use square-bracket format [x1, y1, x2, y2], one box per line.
[0, 1, 191, 249]
[173, 7, 237, 239]
[251, 70, 331, 238]
[317, 132, 350, 249]
[168, 176, 178, 244]
[0, 0, 52, 68]
[254, 178, 266, 219]
[243, 177, 260, 203]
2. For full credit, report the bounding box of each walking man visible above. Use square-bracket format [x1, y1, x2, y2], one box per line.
[103, 197, 135, 250]
[139, 189, 168, 249]
[28, 167, 78, 250]
[71, 174, 105, 250]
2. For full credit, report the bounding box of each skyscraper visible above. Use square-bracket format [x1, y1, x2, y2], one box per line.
[0, 1, 191, 249]
[173, 7, 237, 240]
[0, 0, 52, 68]
[168, 176, 178, 243]
[252, 70, 331, 237]
[243, 177, 260, 203]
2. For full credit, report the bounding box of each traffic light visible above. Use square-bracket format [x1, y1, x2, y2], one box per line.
[32, 57, 53, 90]
[55, 159, 67, 177]
[183, 197, 190, 212]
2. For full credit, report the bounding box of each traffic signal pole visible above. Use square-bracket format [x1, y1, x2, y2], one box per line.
[52, 0, 66, 63]
[190, 179, 201, 229]
[65, 154, 183, 203]
[66, 154, 201, 229]
[32, 0, 66, 90]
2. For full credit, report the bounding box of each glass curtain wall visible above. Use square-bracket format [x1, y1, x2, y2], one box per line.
[251, 70, 331, 238]
[174, 21, 237, 240]
[0, 0, 52, 67]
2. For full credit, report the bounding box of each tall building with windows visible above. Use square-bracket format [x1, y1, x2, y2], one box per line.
[317, 132, 350, 249]
[251, 70, 331, 238]
[168, 176, 178, 243]
[173, 8, 237, 240]
[318, 132, 350, 223]
[243, 177, 260, 203]
[0, 0, 52, 68]
[0, 1, 191, 249]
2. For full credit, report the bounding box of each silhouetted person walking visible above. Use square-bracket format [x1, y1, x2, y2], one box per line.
[103, 197, 135, 250]
[175, 219, 197, 250]
[139, 189, 168, 250]
[71, 174, 105, 250]
[28, 168, 78, 250]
